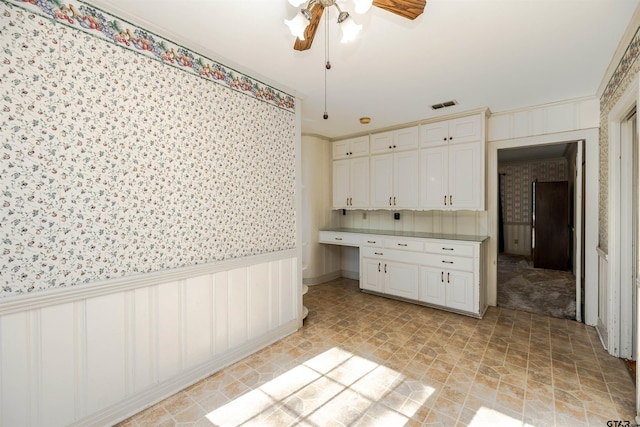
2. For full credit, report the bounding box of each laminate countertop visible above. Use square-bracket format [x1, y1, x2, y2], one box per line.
[320, 228, 489, 243]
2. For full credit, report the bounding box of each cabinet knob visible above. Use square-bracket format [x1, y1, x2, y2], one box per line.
[389, 145, 392, 149]
[367, 240, 377, 244]
[441, 271, 444, 282]
[389, 197, 392, 206]
[444, 195, 447, 206]
[335, 237, 343, 241]
[374, 252, 384, 255]
[442, 247, 454, 251]
[443, 137, 447, 141]
[393, 196, 396, 205]
[449, 195, 452, 205]
[442, 260, 454, 264]
[384, 264, 387, 273]
[449, 137, 453, 140]
[447, 272, 450, 283]
[378, 262, 381, 272]
[393, 145, 396, 148]
[397, 243, 408, 247]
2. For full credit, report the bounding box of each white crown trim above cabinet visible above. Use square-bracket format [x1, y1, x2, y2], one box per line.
[331, 110, 487, 211]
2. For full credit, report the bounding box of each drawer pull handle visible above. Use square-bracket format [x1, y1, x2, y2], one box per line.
[447, 272, 450, 283]
[335, 237, 343, 241]
[384, 264, 387, 273]
[367, 240, 377, 244]
[442, 260, 454, 264]
[375, 252, 384, 255]
[441, 272, 444, 282]
[397, 243, 408, 247]
[442, 247, 454, 251]
[378, 262, 381, 272]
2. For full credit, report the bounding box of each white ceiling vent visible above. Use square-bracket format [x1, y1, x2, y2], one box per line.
[431, 100, 458, 110]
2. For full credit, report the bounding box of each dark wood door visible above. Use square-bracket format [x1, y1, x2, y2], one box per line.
[533, 181, 569, 270]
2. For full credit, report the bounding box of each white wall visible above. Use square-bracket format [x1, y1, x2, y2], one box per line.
[0, 251, 299, 426]
[301, 135, 342, 284]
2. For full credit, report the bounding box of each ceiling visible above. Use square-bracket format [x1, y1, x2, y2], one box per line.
[89, 0, 639, 140]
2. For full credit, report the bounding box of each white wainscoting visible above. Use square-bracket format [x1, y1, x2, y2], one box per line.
[503, 223, 532, 256]
[0, 249, 299, 427]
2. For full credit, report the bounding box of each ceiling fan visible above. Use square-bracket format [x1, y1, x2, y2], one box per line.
[286, 0, 426, 51]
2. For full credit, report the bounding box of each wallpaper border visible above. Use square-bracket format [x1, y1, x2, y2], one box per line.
[3, 0, 296, 112]
[601, 24, 640, 106]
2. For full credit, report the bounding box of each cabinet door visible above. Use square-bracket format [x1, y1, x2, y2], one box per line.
[419, 147, 448, 209]
[370, 131, 394, 154]
[419, 266, 446, 306]
[385, 261, 419, 300]
[448, 115, 482, 145]
[361, 257, 384, 292]
[350, 136, 370, 157]
[333, 159, 350, 208]
[394, 151, 419, 208]
[332, 140, 351, 160]
[394, 127, 419, 151]
[370, 154, 393, 208]
[420, 121, 449, 147]
[349, 156, 370, 208]
[448, 141, 482, 210]
[445, 270, 475, 312]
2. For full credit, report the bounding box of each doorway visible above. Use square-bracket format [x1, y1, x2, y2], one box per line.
[496, 142, 581, 320]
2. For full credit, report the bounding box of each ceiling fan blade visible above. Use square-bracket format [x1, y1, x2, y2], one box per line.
[372, 0, 426, 20]
[294, 3, 325, 51]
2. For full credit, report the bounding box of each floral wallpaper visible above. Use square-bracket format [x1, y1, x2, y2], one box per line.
[599, 23, 640, 252]
[0, 1, 297, 296]
[498, 159, 568, 224]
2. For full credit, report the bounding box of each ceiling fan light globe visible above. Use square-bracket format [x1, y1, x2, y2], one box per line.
[353, 0, 373, 14]
[285, 11, 310, 40]
[339, 15, 362, 43]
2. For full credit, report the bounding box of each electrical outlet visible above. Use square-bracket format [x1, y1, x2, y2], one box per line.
[394, 212, 400, 220]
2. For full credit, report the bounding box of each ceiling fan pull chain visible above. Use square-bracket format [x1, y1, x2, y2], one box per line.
[323, 9, 329, 120]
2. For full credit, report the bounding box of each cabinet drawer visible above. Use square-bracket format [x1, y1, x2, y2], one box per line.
[319, 231, 360, 246]
[422, 255, 474, 272]
[361, 235, 384, 247]
[424, 241, 475, 257]
[384, 238, 424, 251]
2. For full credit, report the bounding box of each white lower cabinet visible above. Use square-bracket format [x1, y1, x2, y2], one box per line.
[420, 265, 474, 313]
[322, 230, 487, 318]
[360, 248, 419, 300]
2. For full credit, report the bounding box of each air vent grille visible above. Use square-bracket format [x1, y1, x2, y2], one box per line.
[431, 100, 458, 110]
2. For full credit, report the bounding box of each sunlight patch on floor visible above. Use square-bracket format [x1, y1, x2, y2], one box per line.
[206, 347, 435, 425]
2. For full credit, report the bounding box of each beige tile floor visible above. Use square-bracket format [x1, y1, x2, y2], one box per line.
[118, 278, 636, 426]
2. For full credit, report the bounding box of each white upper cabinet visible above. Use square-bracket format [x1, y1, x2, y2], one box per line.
[370, 126, 419, 155]
[333, 157, 369, 209]
[370, 151, 419, 209]
[419, 112, 486, 210]
[421, 114, 482, 147]
[333, 135, 369, 160]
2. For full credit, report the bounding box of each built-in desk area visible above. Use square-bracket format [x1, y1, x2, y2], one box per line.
[319, 228, 489, 318]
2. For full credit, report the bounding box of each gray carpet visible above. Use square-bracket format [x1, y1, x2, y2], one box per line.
[497, 253, 576, 320]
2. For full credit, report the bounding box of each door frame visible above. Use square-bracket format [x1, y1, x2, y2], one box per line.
[607, 75, 639, 358]
[487, 128, 599, 325]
